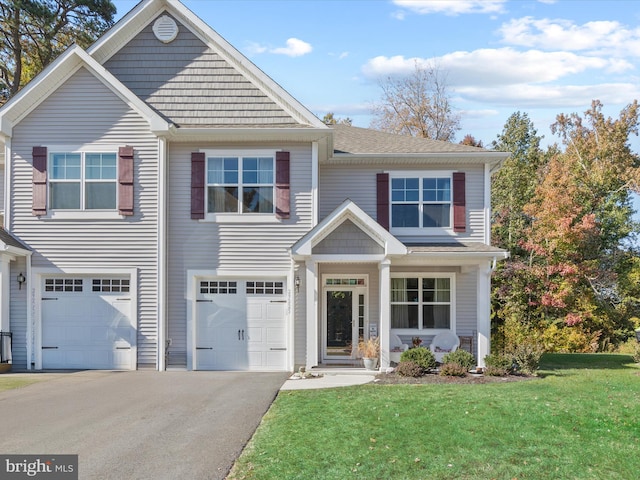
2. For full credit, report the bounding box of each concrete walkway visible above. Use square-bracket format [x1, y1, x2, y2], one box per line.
[280, 369, 377, 390]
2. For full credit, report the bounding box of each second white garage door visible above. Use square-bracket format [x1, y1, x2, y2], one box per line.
[195, 279, 287, 371]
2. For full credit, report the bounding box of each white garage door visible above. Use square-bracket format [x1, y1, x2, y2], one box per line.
[195, 279, 287, 371]
[41, 276, 135, 370]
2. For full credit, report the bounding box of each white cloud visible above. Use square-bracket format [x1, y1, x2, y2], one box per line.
[361, 49, 633, 86]
[392, 0, 506, 16]
[455, 83, 640, 108]
[499, 17, 640, 57]
[271, 38, 313, 57]
[246, 38, 313, 57]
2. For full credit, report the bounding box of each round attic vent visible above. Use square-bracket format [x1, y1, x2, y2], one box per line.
[153, 15, 179, 43]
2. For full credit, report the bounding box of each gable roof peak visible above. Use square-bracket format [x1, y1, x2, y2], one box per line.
[88, 0, 327, 129]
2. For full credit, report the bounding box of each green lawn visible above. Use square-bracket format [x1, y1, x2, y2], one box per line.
[0, 375, 42, 392]
[229, 354, 640, 480]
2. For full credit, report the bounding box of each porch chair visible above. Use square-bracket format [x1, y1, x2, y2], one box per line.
[389, 334, 409, 364]
[430, 331, 460, 363]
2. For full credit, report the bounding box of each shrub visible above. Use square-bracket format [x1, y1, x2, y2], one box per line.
[441, 349, 476, 370]
[484, 353, 513, 376]
[484, 365, 507, 376]
[511, 342, 544, 375]
[485, 353, 512, 370]
[439, 362, 467, 377]
[396, 361, 425, 377]
[400, 347, 436, 370]
[541, 323, 600, 353]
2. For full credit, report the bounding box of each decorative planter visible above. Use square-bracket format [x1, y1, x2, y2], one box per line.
[0, 363, 12, 374]
[363, 357, 378, 371]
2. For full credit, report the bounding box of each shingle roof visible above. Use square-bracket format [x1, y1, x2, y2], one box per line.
[331, 124, 489, 155]
[0, 229, 30, 251]
[406, 242, 508, 255]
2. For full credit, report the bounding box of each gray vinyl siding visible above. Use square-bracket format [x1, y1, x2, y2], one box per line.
[104, 14, 299, 127]
[319, 164, 486, 243]
[166, 143, 314, 364]
[9, 258, 28, 369]
[10, 67, 160, 368]
[313, 220, 383, 255]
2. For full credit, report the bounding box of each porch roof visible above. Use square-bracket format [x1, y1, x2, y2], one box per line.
[0, 229, 30, 256]
[406, 242, 508, 259]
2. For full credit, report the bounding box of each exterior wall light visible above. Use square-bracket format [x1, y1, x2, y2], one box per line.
[17, 272, 26, 290]
[295, 276, 301, 293]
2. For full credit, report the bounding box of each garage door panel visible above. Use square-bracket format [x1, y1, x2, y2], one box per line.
[196, 279, 287, 371]
[41, 277, 134, 370]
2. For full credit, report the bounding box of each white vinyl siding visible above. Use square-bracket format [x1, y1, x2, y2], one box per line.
[9, 67, 160, 368]
[166, 143, 313, 366]
[319, 164, 486, 243]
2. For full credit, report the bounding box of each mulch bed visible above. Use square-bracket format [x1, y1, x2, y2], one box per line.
[374, 371, 536, 385]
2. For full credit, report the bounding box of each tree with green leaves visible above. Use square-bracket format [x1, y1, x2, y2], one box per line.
[493, 101, 640, 351]
[370, 62, 460, 142]
[491, 111, 548, 255]
[0, 0, 116, 102]
[322, 112, 352, 126]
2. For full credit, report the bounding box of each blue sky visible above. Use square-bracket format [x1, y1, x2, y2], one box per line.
[113, 0, 640, 216]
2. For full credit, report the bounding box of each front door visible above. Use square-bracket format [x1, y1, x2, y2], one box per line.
[323, 278, 367, 362]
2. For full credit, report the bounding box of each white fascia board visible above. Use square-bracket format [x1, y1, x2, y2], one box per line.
[291, 199, 407, 257]
[75, 49, 171, 134]
[87, 0, 165, 62]
[0, 46, 170, 136]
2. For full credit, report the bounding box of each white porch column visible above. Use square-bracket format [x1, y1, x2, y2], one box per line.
[0, 257, 10, 334]
[305, 260, 318, 369]
[476, 261, 492, 367]
[379, 259, 391, 369]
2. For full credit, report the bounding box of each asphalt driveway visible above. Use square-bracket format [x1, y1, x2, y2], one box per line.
[0, 370, 288, 479]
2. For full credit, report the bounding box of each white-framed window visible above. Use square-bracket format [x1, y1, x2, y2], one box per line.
[390, 273, 454, 330]
[390, 172, 451, 229]
[206, 153, 274, 214]
[49, 152, 117, 210]
[200, 281, 237, 294]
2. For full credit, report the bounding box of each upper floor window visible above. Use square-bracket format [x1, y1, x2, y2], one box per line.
[49, 152, 117, 210]
[206, 155, 274, 214]
[391, 175, 451, 228]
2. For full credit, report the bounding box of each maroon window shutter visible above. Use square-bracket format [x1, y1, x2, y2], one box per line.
[32, 146, 47, 216]
[191, 152, 205, 219]
[376, 173, 389, 230]
[275, 151, 290, 219]
[453, 172, 466, 232]
[118, 146, 134, 216]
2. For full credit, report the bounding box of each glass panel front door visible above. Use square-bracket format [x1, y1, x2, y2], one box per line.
[326, 290, 353, 358]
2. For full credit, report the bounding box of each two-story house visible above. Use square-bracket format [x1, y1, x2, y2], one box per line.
[0, 0, 508, 372]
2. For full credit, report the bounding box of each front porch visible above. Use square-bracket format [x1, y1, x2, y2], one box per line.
[291, 200, 507, 371]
